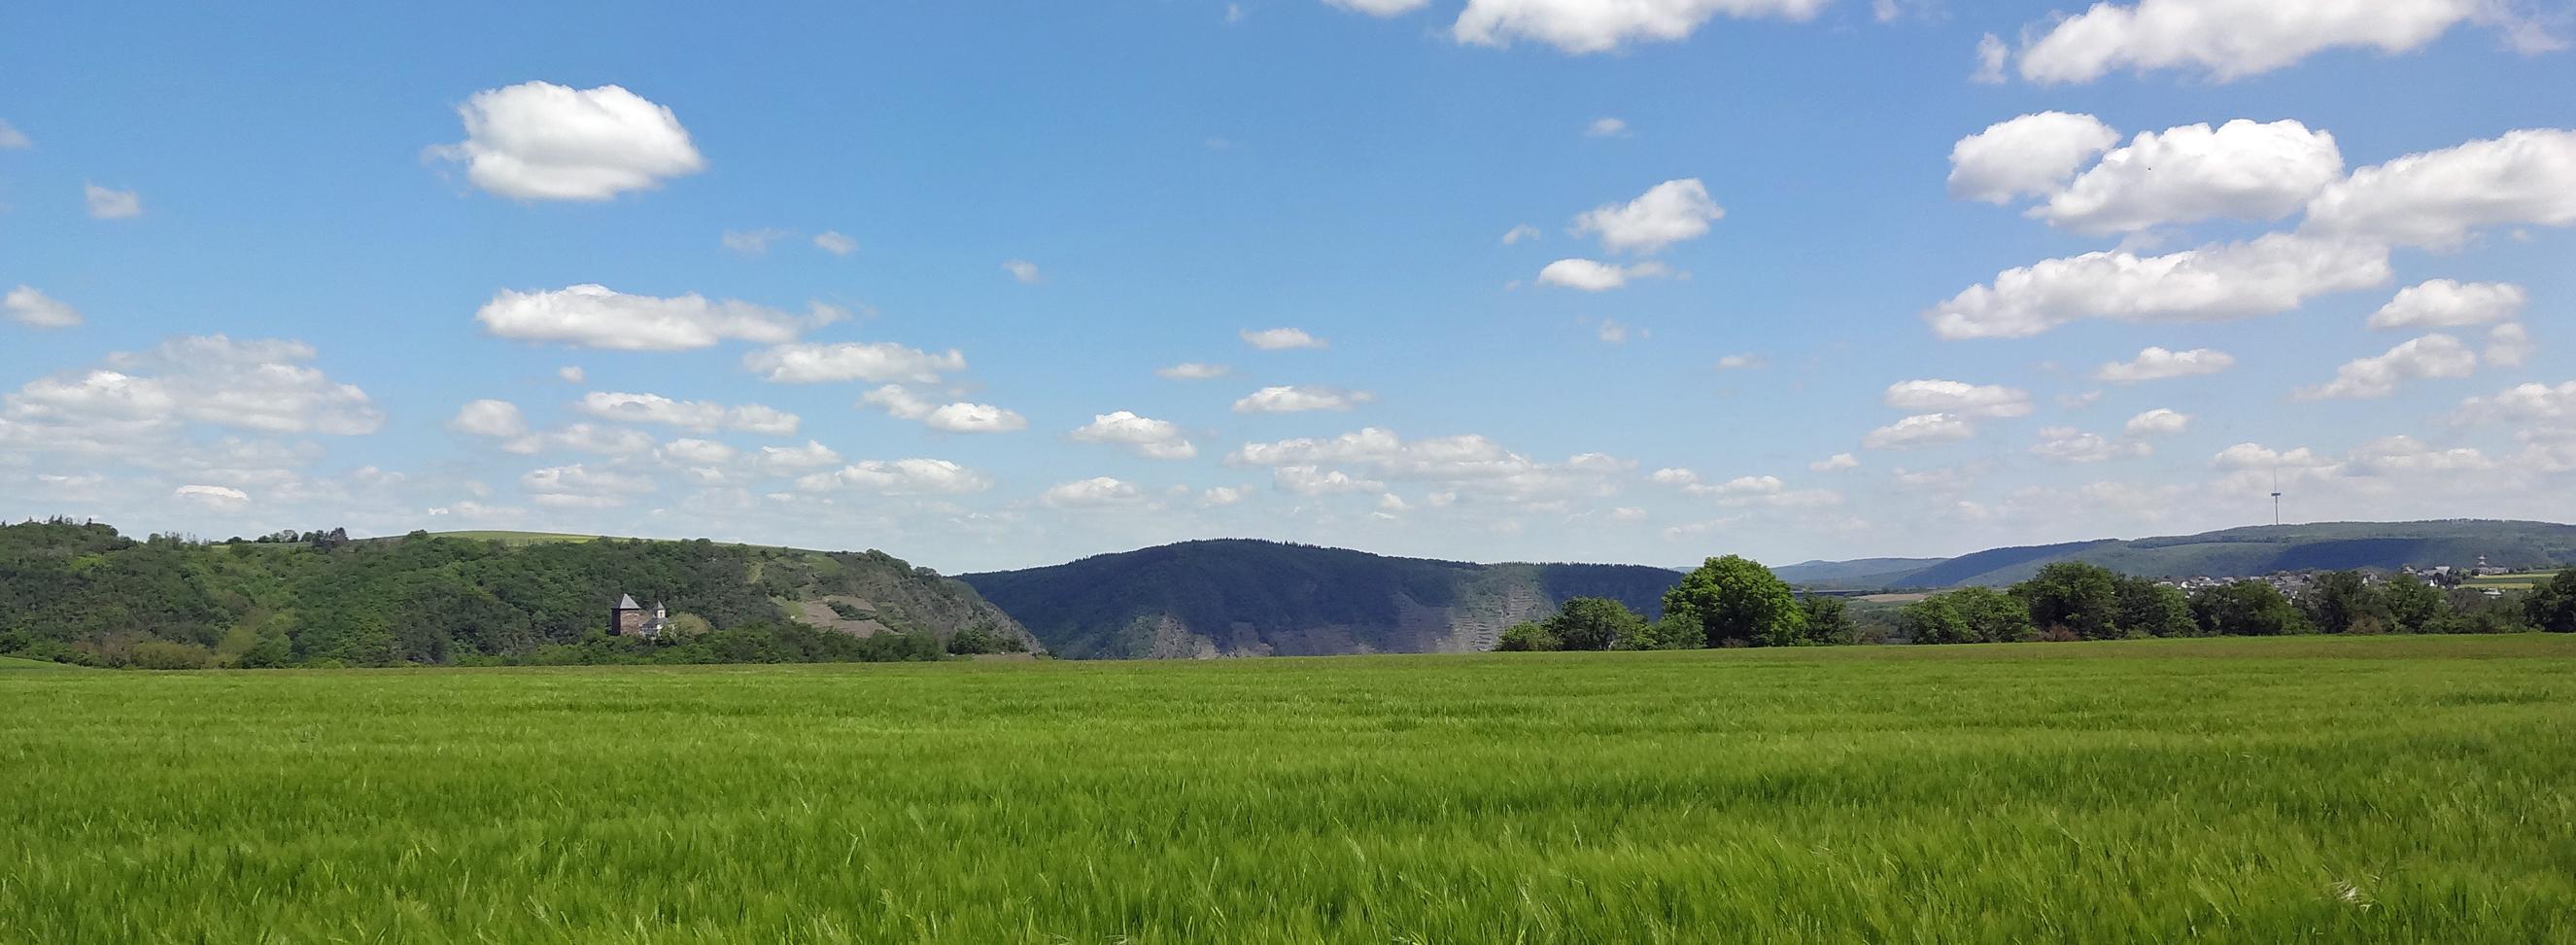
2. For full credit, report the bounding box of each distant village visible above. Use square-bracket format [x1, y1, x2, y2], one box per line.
[2154, 557, 2528, 599]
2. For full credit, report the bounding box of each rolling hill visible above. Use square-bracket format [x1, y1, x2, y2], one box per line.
[1777, 520, 2576, 590]
[962, 540, 1680, 659]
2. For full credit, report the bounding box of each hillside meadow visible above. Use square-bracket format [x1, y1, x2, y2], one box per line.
[4, 636, 2573, 943]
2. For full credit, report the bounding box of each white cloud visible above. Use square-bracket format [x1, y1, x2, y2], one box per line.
[557, 366, 586, 383]
[1156, 362, 1233, 380]
[1571, 179, 1722, 253]
[812, 231, 858, 257]
[1501, 223, 1542, 245]
[1274, 466, 1387, 495]
[1714, 353, 1765, 371]
[795, 459, 991, 495]
[2031, 426, 2150, 464]
[1325, 0, 1433, 14]
[743, 341, 966, 384]
[522, 463, 656, 500]
[1926, 233, 2389, 339]
[85, 184, 142, 220]
[2125, 408, 2192, 436]
[5, 286, 82, 329]
[1882, 379, 2034, 418]
[1241, 327, 1326, 350]
[1584, 117, 1630, 138]
[1971, 33, 2009, 84]
[1201, 485, 1249, 507]
[721, 228, 790, 255]
[2295, 332, 2480, 400]
[1070, 411, 1197, 459]
[1535, 258, 1670, 291]
[2213, 442, 2334, 472]
[448, 399, 529, 438]
[577, 391, 799, 435]
[501, 423, 656, 457]
[1041, 476, 1149, 508]
[1809, 453, 1860, 472]
[2344, 436, 2492, 475]
[2370, 280, 2526, 329]
[1864, 413, 1976, 449]
[2093, 346, 2237, 383]
[1233, 428, 1627, 504]
[174, 484, 251, 508]
[2304, 128, 2576, 249]
[1002, 260, 1043, 284]
[1233, 385, 1377, 413]
[1709, 474, 1783, 495]
[857, 386, 1027, 434]
[755, 440, 843, 472]
[3, 336, 382, 441]
[1948, 112, 2120, 204]
[1451, 0, 1830, 54]
[0, 119, 27, 149]
[2486, 323, 2534, 368]
[657, 438, 737, 466]
[1650, 468, 1700, 486]
[2035, 120, 2344, 233]
[2456, 380, 2576, 429]
[2014, 0, 2493, 85]
[429, 82, 704, 201]
[1596, 318, 1637, 343]
[478, 284, 816, 351]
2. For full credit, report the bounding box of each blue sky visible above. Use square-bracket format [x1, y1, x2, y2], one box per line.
[5, 0, 2574, 572]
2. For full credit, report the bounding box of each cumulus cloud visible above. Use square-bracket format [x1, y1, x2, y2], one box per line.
[429, 82, 704, 200]
[2031, 427, 2150, 464]
[1809, 453, 1860, 472]
[2486, 323, 2534, 368]
[2013, 0, 2498, 85]
[448, 399, 529, 438]
[657, 438, 738, 466]
[1971, 33, 2009, 84]
[1156, 362, 1233, 380]
[1324, 0, 1433, 14]
[754, 440, 843, 472]
[1274, 466, 1387, 495]
[2093, 346, 2237, 383]
[1234, 427, 1630, 502]
[174, 484, 251, 508]
[2456, 380, 2576, 431]
[85, 184, 142, 219]
[577, 391, 799, 435]
[478, 284, 820, 351]
[1926, 233, 2389, 339]
[857, 386, 1027, 434]
[1451, 0, 1830, 54]
[1571, 179, 1722, 253]
[1714, 353, 1766, 371]
[2369, 280, 2526, 329]
[2, 336, 382, 443]
[812, 231, 858, 257]
[1501, 224, 1542, 245]
[1864, 413, 1976, 449]
[1535, 258, 1671, 291]
[1041, 476, 1149, 508]
[1001, 260, 1043, 284]
[1233, 385, 1378, 413]
[5, 286, 82, 329]
[1584, 117, 1630, 138]
[795, 458, 992, 495]
[522, 464, 657, 505]
[0, 119, 27, 150]
[2035, 120, 2344, 233]
[1069, 411, 1197, 459]
[497, 423, 656, 457]
[557, 366, 586, 383]
[743, 341, 966, 384]
[1241, 327, 1326, 350]
[2304, 128, 2576, 249]
[2125, 408, 2192, 436]
[721, 228, 790, 255]
[1948, 112, 2120, 204]
[2344, 436, 2493, 476]
[2296, 333, 2480, 400]
[1882, 379, 2034, 418]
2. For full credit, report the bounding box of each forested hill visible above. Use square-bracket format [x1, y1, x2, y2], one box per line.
[0, 520, 1033, 668]
[961, 539, 1680, 659]
[1775, 520, 2576, 590]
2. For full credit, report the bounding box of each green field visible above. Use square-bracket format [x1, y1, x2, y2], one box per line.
[2465, 572, 2558, 590]
[5, 637, 2573, 943]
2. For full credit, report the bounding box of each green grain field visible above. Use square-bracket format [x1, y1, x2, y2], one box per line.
[5, 636, 2574, 943]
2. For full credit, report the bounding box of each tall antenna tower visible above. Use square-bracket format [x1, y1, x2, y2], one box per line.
[2271, 468, 2284, 527]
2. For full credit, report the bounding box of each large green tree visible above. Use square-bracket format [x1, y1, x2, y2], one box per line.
[1546, 597, 1648, 651]
[1662, 555, 1805, 647]
[2302, 571, 2388, 634]
[1897, 596, 1971, 645]
[2015, 562, 2124, 640]
[2381, 573, 2447, 633]
[1948, 585, 2038, 643]
[2526, 569, 2576, 633]
[2113, 577, 2200, 638]
[2190, 580, 2311, 636]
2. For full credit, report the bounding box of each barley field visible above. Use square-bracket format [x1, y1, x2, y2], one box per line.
[4, 636, 2573, 943]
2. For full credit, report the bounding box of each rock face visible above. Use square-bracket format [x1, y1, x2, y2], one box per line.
[961, 540, 1678, 659]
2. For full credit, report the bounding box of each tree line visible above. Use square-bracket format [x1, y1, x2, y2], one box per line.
[1499, 554, 2576, 651]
